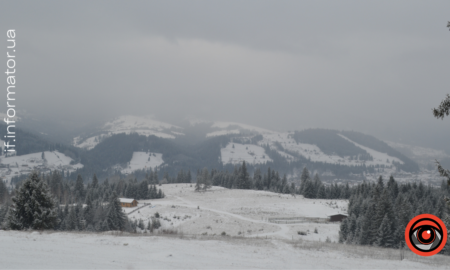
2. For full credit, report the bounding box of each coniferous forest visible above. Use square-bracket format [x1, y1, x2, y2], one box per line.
[1, 161, 450, 256]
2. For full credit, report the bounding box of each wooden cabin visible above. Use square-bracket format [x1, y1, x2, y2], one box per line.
[328, 214, 348, 222]
[119, 198, 138, 208]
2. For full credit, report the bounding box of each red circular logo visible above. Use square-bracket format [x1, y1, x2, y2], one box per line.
[405, 214, 447, 256]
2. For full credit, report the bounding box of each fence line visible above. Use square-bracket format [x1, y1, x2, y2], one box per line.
[127, 203, 151, 216]
[267, 217, 329, 224]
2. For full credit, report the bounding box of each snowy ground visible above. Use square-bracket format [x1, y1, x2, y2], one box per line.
[258, 132, 403, 168]
[126, 184, 347, 241]
[3, 185, 450, 269]
[0, 151, 83, 185]
[1, 230, 450, 269]
[220, 143, 272, 165]
[73, 115, 184, 149]
[119, 152, 164, 174]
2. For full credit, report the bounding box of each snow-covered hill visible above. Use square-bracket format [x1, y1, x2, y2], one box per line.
[220, 143, 272, 165]
[67, 115, 426, 178]
[114, 152, 164, 174]
[73, 115, 184, 150]
[386, 141, 450, 169]
[0, 151, 83, 185]
[127, 184, 347, 240]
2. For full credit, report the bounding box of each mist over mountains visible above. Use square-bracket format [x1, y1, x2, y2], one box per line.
[1, 115, 447, 187]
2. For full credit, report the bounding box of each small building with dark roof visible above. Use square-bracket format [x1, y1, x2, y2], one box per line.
[119, 198, 138, 208]
[328, 214, 348, 222]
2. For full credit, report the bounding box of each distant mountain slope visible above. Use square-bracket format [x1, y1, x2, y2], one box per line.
[0, 123, 79, 160]
[73, 115, 184, 150]
[340, 131, 419, 172]
[292, 129, 369, 158]
[9, 115, 423, 181]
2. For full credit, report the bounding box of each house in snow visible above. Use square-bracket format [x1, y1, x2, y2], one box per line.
[119, 198, 138, 208]
[328, 214, 348, 222]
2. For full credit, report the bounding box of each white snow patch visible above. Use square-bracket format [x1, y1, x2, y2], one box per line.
[119, 152, 164, 174]
[338, 134, 404, 166]
[73, 115, 183, 149]
[221, 143, 272, 165]
[1, 230, 447, 269]
[206, 129, 240, 138]
[0, 151, 83, 185]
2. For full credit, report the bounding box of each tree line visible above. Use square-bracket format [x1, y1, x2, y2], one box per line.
[339, 176, 448, 250]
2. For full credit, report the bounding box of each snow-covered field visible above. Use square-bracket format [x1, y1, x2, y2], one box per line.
[2, 230, 450, 269]
[126, 184, 347, 241]
[220, 143, 272, 165]
[2, 185, 450, 269]
[0, 151, 83, 185]
[119, 152, 164, 174]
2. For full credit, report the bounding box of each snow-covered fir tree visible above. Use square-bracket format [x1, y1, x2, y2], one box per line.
[6, 171, 59, 230]
[105, 191, 127, 231]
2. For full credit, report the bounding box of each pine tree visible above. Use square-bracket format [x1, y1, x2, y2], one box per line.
[316, 185, 326, 199]
[139, 180, 149, 199]
[92, 174, 99, 189]
[138, 219, 145, 230]
[101, 219, 110, 231]
[238, 162, 251, 189]
[0, 180, 9, 204]
[105, 191, 127, 231]
[84, 193, 94, 226]
[67, 206, 77, 230]
[202, 168, 212, 191]
[195, 171, 203, 192]
[74, 175, 85, 202]
[187, 170, 192, 183]
[0, 203, 10, 228]
[7, 171, 59, 230]
[303, 180, 315, 198]
[376, 214, 395, 248]
[253, 169, 263, 190]
[299, 167, 310, 194]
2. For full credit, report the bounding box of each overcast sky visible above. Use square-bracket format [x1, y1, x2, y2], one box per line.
[1, 1, 450, 149]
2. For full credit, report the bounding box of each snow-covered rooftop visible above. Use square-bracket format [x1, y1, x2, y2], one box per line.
[119, 198, 136, 203]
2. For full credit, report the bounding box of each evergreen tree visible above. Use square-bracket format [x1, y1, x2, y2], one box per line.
[105, 191, 127, 231]
[0, 180, 9, 204]
[84, 193, 94, 226]
[253, 169, 263, 190]
[376, 214, 395, 248]
[92, 174, 99, 189]
[202, 168, 212, 191]
[7, 171, 59, 230]
[101, 219, 110, 231]
[195, 171, 203, 192]
[74, 175, 85, 202]
[299, 167, 310, 194]
[67, 206, 77, 230]
[238, 162, 251, 189]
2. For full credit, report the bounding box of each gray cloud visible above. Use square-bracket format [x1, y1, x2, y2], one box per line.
[1, 0, 450, 150]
